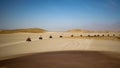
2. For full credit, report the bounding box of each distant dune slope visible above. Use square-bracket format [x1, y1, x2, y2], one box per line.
[0, 28, 47, 34]
[67, 29, 120, 33]
[0, 28, 119, 34]
[67, 29, 91, 32]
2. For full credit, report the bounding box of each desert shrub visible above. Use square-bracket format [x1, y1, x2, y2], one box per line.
[60, 35, 63, 38]
[97, 35, 100, 37]
[88, 35, 90, 37]
[113, 34, 115, 36]
[116, 37, 120, 39]
[80, 35, 82, 37]
[49, 35, 53, 38]
[94, 35, 96, 37]
[71, 35, 74, 37]
[102, 35, 104, 36]
[39, 37, 43, 40]
[26, 37, 31, 42]
[107, 34, 109, 37]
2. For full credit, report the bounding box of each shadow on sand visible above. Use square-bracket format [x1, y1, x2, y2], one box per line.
[0, 51, 120, 68]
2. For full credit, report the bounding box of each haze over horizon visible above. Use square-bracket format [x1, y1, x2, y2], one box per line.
[0, 0, 120, 31]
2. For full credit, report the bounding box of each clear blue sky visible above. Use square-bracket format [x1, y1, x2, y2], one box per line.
[0, 0, 120, 31]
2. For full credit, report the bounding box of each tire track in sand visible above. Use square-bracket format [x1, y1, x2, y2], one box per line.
[60, 39, 92, 50]
[0, 39, 38, 48]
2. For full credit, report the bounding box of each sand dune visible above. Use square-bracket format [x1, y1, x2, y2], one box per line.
[67, 29, 91, 32]
[67, 29, 120, 33]
[0, 28, 47, 34]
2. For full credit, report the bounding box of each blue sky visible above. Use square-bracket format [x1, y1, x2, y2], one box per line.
[0, 0, 120, 31]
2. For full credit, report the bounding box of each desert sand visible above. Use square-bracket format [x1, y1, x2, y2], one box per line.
[0, 32, 120, 59]
[0, 32, 120, 68]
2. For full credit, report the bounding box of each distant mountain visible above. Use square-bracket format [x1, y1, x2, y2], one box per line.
[0, 28, 47, 34]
